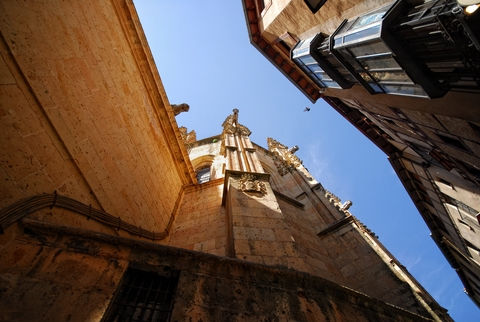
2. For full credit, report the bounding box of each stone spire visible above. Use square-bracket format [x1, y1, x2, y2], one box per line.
[222, 108, 251, 136]
[222, 109, 262, 173]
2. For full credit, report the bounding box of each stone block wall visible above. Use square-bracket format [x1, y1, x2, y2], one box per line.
[226, 177, 307, 270]
[0, 221, 432, 322]
[277, 197, 430, 316]
[0, 0, 193, 236]
[166, 181, 226, 256]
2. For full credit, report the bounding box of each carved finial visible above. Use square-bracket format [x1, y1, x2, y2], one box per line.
[340, 200, 352, 211]
[267, 138, 302, 176]
[171, 103, 190, 116]
[222, 109, 251, 136]
[232, 108, 239, 127]
[288, 145, 299, 154]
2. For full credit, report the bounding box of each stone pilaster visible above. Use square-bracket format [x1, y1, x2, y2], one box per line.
[220, 110, 307, 269]
[223, 171, 307, 270]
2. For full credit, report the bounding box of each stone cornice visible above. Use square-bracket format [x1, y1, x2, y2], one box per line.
[241, 0, 322, 103]
[111, 0, 196, 185]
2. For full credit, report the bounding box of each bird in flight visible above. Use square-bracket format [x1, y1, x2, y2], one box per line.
[304, 107, 310, 112]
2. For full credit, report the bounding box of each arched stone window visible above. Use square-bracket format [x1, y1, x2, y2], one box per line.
[191, 155, 215, 184]
[196, 166, 211, 184]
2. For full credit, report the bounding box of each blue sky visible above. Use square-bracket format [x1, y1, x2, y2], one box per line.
[134, 1, 479, 320]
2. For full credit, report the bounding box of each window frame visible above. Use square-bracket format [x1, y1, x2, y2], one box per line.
[196, 166, 211, 184]
[292, 35, 342, 89]
[329, 1, 442, 98]
[303, 0, 327, 14]
[102, 267, 179, 322]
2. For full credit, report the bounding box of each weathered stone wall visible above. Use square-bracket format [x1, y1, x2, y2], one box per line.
[0, 221, 432, 322]
[0, 0, 194, 235]
[0, 39, 100, 217]
[261, 0, 393, 41]
[226, 175, 307, 269]
[276, 194, 431, 316]
[180, 139, 447, 319]
[166, 180, 227, 256]
[0, 224, 128, 322]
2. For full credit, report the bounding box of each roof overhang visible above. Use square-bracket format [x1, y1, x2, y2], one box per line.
[241, 0, 322, 103]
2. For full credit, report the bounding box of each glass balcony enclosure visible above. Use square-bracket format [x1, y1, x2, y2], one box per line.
[331, 3, 429, 97]
[313, 35, 356, 89]
[292, 35, 341, 89]
[291, 0, 476, 97]
[389, 0, 480, 94]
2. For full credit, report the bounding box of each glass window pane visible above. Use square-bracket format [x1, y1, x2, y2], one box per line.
[293, 46, 309, 57]
[292, 37, 313, 58]
[323, 81, 341, 88]
[300, 55, 317, 65]
[348, 40, 391, 57]
[371, 71, 412, 83]
[359, 72, 374, 82]
[361, 57, 399, 70]
[350, 10, 387, 29]
[197, 167, 211, 183]
[311, 71, 324, 82]
[308, 64, 323, 73]
[368, 82, 383, 93]
[343, 25, 381, 44]
[339, 49, 362, 69]
[382, 84, 428, 97]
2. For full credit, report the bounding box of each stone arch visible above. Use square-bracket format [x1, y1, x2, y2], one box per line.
[191, 155, 215, 184]
[191, 155, 215, 170]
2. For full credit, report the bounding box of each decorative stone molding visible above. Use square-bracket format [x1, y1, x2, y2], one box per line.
[340, 200, 353, 211]
[324, 190, 353, 213]
[222, 171, 271, 206]
[179, 126, 197, 145]
[325, 191, 342, 207]
[239, 174, 267, 195]
[222, 108, 251, 136]
[267, 137, 302, 176]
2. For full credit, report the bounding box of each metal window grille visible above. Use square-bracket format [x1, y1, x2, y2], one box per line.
[103, 268, 179, 322]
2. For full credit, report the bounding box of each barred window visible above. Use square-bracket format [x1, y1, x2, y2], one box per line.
[103, 268, 179, 322]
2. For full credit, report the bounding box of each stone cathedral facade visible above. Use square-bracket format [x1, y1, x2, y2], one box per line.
[0, 0, 452, 321]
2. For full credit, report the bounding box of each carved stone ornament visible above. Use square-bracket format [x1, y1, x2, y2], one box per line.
[171, 103, 190, 116]
[324, 190, 353, 214]
[179, 126, 197, 145]
[267, 137, 302, 176]
[222, 108, 251, 136]
[239, 174, 267, 195]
